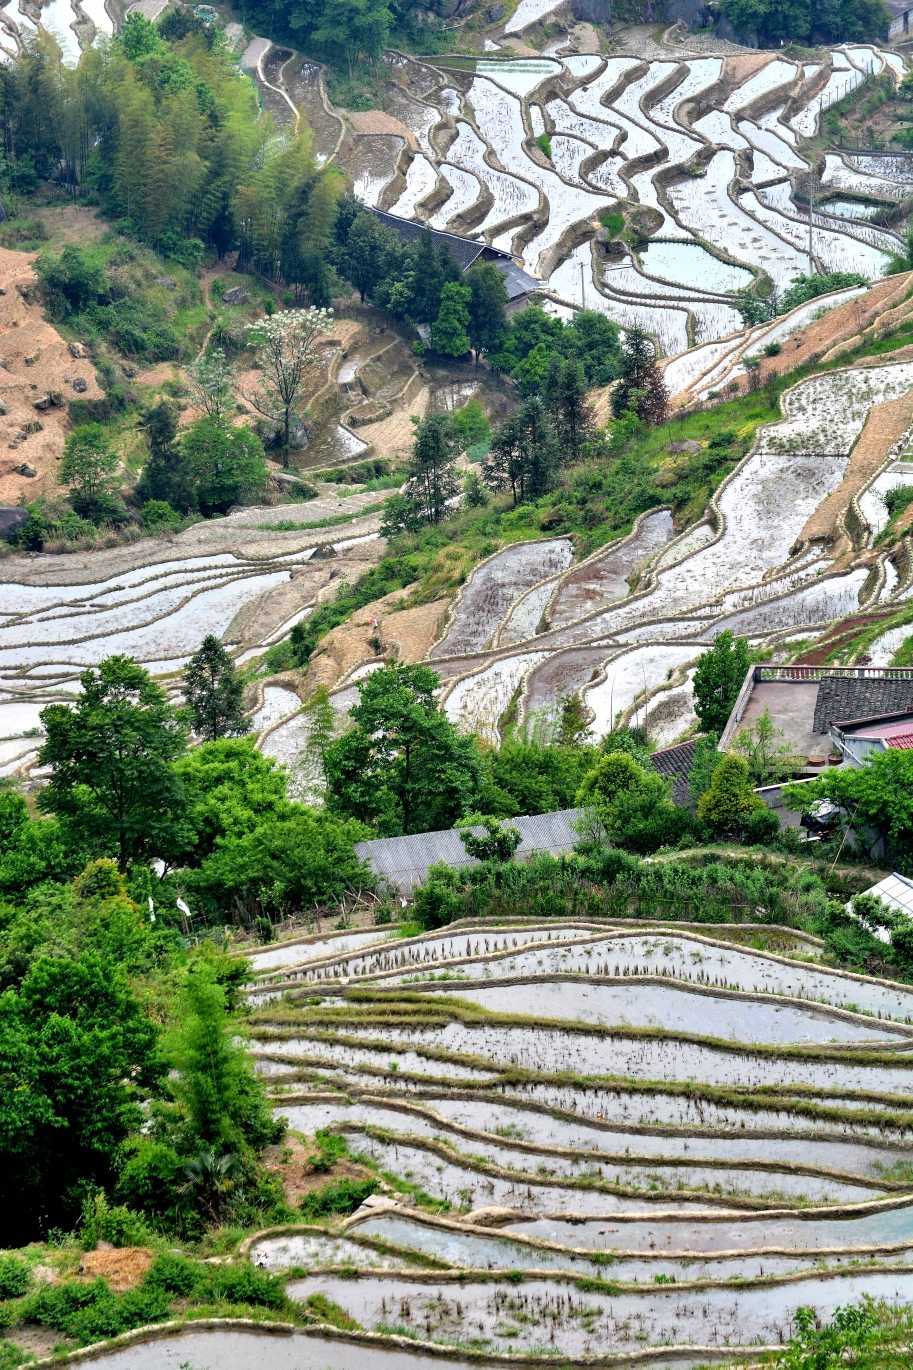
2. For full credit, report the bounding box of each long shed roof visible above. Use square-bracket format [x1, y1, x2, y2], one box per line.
[354, 808, 583, 892]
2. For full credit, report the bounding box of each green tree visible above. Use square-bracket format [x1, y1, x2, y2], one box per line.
[783, 747, 913, 864]
[404, 412, 460, 524]
[180, 418, 267, 515]
[693, 631, 752, 734]
[452, 398, 490, 452]
[58, 424, 120, 523]
[732, 704, 795, 785]
[0, 949, 164, 1241]
[37, 656, 190, 871]
[610, 325, 668, 425]
[431, 281, 471, 357]
[339, 209, 403, 303]
[183, 635, 249, 742]
[137, 401, 196, 515]
[544, 355, 594, 462]
[687, 732, 723, 803]
[466, 261, 507, 364]
[188, 808, 370, 919]
[697, 753, 765, 834]
[174, 737, 291, 865]
[457, 813, 522, 862]
[483, 396, 560, 505]
[577, 750, 692, 854]
[168, 960, 280, 1152]
[325, 663, 483, 835]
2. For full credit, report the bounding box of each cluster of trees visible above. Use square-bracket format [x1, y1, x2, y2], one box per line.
[0, 834, 285, 1239]
[0, 14, 343, 290]
[717, 0, 890, 46]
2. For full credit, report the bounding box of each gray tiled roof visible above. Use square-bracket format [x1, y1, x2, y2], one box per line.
[369, 209, 512, 271]
[651, 736, 703, 805]
[354, 808, 583, 892]
[814, 678, 913, 735]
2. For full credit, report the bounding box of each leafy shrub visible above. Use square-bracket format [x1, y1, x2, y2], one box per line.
[201, 1264, 287, 1309]
[25, 1279, 171, 1344]
[307, 1130, 348, 1173]
[0, 1255, 30, 1300]
[884, 484, 913, 520]
[144, 1252, 199, 1296]
[299, 1178, 378, 1219]
[80, 1190, 156, 1250]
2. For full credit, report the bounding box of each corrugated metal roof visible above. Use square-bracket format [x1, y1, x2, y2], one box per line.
[354, 808, 583, 892]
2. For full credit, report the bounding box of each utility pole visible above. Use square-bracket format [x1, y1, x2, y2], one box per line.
[580, 260, 586, 309]
[808, 168, 814, 274]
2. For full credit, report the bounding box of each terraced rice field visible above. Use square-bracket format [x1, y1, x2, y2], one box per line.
[233, 916, 913, 1366]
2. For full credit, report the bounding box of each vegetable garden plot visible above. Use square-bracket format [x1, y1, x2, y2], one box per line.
[445, 123, 539, 233]
[431, 539, 572, 657]
[425, 982, 903, 1048]
[547, 510, 675, 631]
[427, 164, 483, 227]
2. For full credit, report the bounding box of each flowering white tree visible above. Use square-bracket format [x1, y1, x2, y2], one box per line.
[186, 348, 237, 422]
[245, 307, 333, 467]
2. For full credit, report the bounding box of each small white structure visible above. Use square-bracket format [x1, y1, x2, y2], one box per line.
[862, 871, 913, 918]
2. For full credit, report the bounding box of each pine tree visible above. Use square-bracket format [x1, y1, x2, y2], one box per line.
[406, 413, 459, 523]
[183, 635, 249, 741]
[466, 261, 508, 363]
[482, 400, 559, 505]
[137, 401, 196, 514]
[544, 356, 594, 461]
[430, 281, 471, 357]
[611, 324, 669, 425]
[409, 228, 460, 325]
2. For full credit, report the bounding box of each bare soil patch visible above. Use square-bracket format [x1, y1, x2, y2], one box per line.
[263, 1134, 376, 1207]
[307, 586, 452, 692]
[0, 247, 104, 506]
[78, 1247, 155, 1292]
